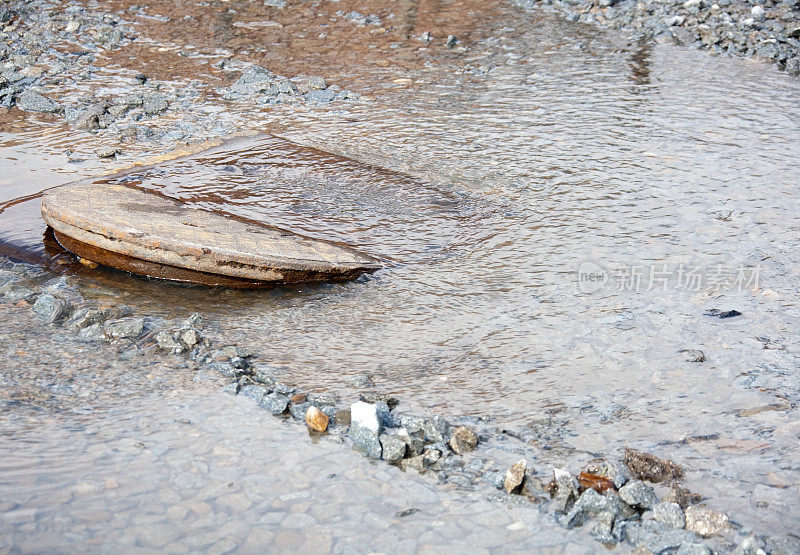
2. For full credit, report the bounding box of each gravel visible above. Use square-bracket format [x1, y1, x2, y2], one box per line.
[514, 0, 800, 76]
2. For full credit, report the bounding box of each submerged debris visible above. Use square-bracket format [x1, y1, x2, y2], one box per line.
[623, 448, 684, 483]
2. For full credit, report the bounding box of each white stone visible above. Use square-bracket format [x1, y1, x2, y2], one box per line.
[350, 401, 380, 433]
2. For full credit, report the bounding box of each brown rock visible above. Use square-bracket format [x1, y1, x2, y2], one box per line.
[623, 448, 683, 483]
[684, 506, 733, 537]
[305, 406, 329, 432]
[290, 393, 307, 404]
[449, 426, 478, 455]
[504, 459, 527, 494]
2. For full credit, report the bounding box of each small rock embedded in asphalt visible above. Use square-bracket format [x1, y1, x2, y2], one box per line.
[449, 426, 479, 454]
[445, 34, 458, 47]
[619, 480, 658, 510]
[16, 90, 60, 113]
[504, 459, 526, 493]
[305, 405, 329, 432]
[684, 506, 733, 537]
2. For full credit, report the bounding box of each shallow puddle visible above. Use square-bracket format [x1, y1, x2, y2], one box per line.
[1, 0, 800, 544]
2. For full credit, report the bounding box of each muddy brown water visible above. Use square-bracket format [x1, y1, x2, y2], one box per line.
[1, 0, 800, 547]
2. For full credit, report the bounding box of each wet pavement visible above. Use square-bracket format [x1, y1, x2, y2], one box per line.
[1, 0, 800, 550]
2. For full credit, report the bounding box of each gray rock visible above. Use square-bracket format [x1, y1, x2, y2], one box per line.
[349, 424, 382, 459]
[619, 480, 658, 510]
[16, 90, 60, 113]
[398, 429, 425, 456]
[142, 95, 168, 114]
[447, 473, 474, 487]
[654, 502, 686, 529]
[289, 401, 311, 420]
[666, 15, 686, 26]
[273, 384, 295, 396]
[259, 393, 289, 415]
[70, 102, 107, 130]
[104, 317, 145, 339]
[423, 415, 450, 443]
[375, 400, 396, 427]
[349, 401, 382, 458]
[66, 308, 108, 330]
[486, 470, 505, 489]
[239, 385, 268, 403]
[399, 454, 426, 472]
[180, 328, 200, 348]
[96, 146, 119, 158]
[155, 330, 183, 353]
[784, 56, 800, 76]
[216, 345, 252, 360]
[552, 467, 579, 499]
[591, 510, 617, 543]
[625, 520, 702, 552]
[735, 535, 767, 555]
[32, 293, 67, 323]
[222, 382, 239, 395]
[562, 488, 608, 528]
[445, 35, 458, 47]
[765, 535, 800, 555]
[306, 88, 337, 103]
[379, 434, 407, 461]
[208, 361, 238, 378]
[677, 543, 712, 555]
[78, 323, 106, 342]
[751, 5, 766, 22]
[605, 492, 638, 520]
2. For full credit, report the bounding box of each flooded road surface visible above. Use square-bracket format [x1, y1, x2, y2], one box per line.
[1, 0, 800, 547]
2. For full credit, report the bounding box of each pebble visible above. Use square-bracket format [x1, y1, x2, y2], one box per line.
[305, 406, 329, 432]
[95, 146, 119, 158]
[379, 434, 406, 461]
[504, 459, 526, 493]
[684, 506, 733, 537]
[32, 293, 67, 323]
[104, 317, 145, 339]
[654, 502, 686, 529]
[142, 95, 168, 114]
[16, 90, 60, 112]
[448, 426, 478, 455]
[349, 401, 382, 459]
[619, 480, 658, 510]
[259, 393, 289, 415]
[625, 520, 702, 552]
